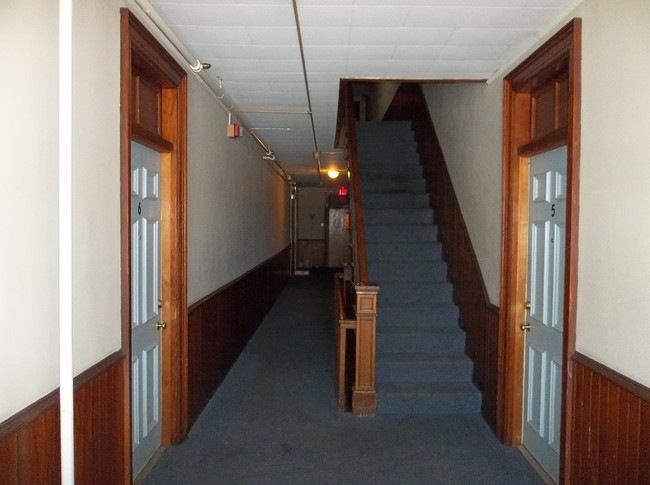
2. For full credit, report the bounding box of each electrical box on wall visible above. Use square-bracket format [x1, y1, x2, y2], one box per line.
[227, 123, 242, 138]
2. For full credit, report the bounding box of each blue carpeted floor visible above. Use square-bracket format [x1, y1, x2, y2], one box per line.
[144, 270, 543, 485]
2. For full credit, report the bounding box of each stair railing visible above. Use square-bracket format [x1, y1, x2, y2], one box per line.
[334, 81, 379, 416]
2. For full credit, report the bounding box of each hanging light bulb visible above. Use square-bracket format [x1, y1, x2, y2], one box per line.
[327, 169, 339, 179]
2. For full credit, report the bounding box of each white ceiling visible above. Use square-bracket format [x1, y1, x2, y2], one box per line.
[150, 0, 577, 186]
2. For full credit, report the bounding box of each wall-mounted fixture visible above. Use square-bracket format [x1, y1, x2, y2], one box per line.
[227, 111, 242, 138]
[317, 149, 347, 182]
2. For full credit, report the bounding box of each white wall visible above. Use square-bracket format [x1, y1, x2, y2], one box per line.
[423, 0, 650, 387]
[0, 0, 61, 422]
[0, 0, 290, 422]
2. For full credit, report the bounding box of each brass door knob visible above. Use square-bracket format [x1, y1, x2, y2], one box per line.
[520, 323, 532, 332]
[156, 321, 166, 330]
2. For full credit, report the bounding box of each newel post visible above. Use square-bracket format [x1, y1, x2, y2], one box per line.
[353, 283, 379, 416]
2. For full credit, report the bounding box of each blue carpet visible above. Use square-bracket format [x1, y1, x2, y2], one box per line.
[143, 270, 542, 484]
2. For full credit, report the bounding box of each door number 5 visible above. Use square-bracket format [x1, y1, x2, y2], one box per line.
[551, 203, 556, 217]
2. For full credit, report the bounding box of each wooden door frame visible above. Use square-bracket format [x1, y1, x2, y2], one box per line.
[120, 9, 188, 481]
[498, 19, 581, 483]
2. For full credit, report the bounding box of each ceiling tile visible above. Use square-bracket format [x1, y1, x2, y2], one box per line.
[347, 44, 395, 60]
[246, 27, 298, 45]
[392, 44, 444, 60]
[437, 45, 512, 61]
[301, 27, 351, 46]
[349, 27, 453, 45]
[157, 4, 295, 27]
[303, 44, 349, 60]
[447, 28, 537, 46]
[350, 6, 410, 27]
[306, 60, 348, 72]
[298, 6, 354, 28]
[171, 25, 250, 45]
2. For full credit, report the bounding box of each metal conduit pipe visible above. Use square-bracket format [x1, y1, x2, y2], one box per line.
[130, 0, 292, 183]
[291, 0, 322, 183]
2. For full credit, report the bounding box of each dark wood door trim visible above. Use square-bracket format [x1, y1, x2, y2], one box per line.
[120, 9, 188, 482]
[499, 18, 581, 484]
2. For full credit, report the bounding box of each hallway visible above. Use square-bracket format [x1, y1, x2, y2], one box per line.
[144, 270, 543, 484]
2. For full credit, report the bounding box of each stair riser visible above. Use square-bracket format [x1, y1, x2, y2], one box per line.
[356, 121, 413, 140]
[376, 361, 474, 383]
[378, 392, 481, 415]
[379, 284, 453, 305]
[363, 193, 430, 209]
[357, 146, 419, 159]
[369, 262, 447, 282]
[376, 333, 465, 354]
[362, 179, 426, 194]
[366, 243, 442, 262]
[359, 163, 422, 179]
[364, 209, 433, 225]
[376, 311, 459, 328]
[365, 225, 438, 243]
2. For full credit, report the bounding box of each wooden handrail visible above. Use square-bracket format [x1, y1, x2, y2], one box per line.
[337, 81, 369, 285]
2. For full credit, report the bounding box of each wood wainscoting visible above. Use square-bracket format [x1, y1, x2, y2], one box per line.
[187, 246, 290, 427]
[383, 83, 500, 430]
[0, 352, 125, 484]
[571, 353, 650, 484]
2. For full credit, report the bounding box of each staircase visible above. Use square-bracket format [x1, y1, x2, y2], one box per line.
[356, 120, 481, 415]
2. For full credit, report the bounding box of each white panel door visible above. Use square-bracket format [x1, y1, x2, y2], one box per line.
[131, 141, 163, 478]
[523, 146, 567, 483]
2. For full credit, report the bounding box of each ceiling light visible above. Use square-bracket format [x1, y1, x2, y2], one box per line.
[327, 169, 339, 179]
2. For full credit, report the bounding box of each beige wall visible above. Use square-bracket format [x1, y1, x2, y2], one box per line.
[0, 0, 290, 422]
[423, 81, 503, 304]
[423, 0, 650, 387]
[187, 77, 290, 303]
[367, 82, 400, 121]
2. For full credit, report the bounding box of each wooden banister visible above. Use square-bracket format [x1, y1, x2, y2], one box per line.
[334, 81, 378, 416]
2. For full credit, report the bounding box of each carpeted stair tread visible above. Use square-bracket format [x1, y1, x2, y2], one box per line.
[376, 306, 459, 328]
[376, 354, 474, 384]
[376, 329, 465, 354]
[378, 280, 453, 305]
[362, 178, 426, 194]
[365, 224, 438, 242]
[368, 260, 447, 282]
[364, 208, 434, 225]
[376, 352, 472, 364]
[378, 382, 481, 415]
[366, 241, 443, 262]
[363, 192, 430, 209]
